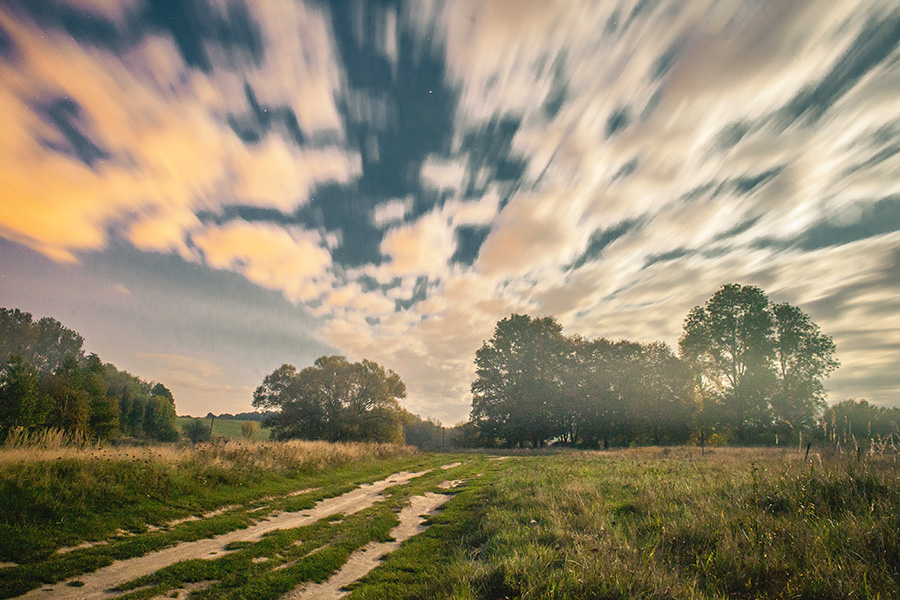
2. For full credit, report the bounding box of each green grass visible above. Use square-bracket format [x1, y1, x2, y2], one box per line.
[352, 448, 900, 599]
[0, 440, 429, 597]
[175, 417, 271, 440]
[2, 446, 899, 599]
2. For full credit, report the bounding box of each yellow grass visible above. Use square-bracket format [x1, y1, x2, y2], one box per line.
[0, 427, 417, 468]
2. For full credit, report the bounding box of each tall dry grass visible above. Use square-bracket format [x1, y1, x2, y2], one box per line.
[1, 427, 416, 471]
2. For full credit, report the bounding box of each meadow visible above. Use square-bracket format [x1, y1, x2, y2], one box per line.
[0, 440, 897, 599]
[174, 416, 272, 441]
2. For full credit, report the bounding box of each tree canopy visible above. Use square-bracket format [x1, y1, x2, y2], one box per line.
[469, 286, 839, 448]
[470, 315, 695, 448]
[679, 284, 839, 443]
[0, 307, 178, 442]
[253, 355, 406, 443]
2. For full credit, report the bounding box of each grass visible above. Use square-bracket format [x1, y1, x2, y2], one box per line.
[351, 448, 900, 599]
[175, 417, 271, 441]
[0, 438, 429, 597]
[2, 445, 898, 599]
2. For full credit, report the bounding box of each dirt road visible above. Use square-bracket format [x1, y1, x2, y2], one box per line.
[16, 470, 431, 600]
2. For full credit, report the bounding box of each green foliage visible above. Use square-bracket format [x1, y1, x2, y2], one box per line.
[471, 314, 570, 447]
[0, 307, 178, 442]
[182, 418, 212, 444]
[0, 355, 50, 438]
[254, 355, 406, 443]
[240, 420, 259, 439]
[175, 416, 271, 441]
[470, 314, 695, 448]
[680, 284, 839, 443]
[402, 410, 446, 450]
[822, 398, 900, 445]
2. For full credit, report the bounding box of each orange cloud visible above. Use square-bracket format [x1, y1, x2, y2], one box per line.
[191, 220, 332, 302]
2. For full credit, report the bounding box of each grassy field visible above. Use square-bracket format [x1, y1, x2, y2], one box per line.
[175, 416, 272, 440]
[1, 444, 898, 599]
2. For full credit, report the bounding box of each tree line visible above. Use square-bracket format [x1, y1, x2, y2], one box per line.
[0, 308, 178, 442]
[469, 284, 841, 448]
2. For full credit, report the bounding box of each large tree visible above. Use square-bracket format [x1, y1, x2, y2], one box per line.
[679, 284, 837, 442]
[253, 355, 406, 443]
[770, 302, 839, 432]
[470, 314, 570, 447]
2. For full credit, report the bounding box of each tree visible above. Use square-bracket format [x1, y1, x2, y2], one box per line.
[0, 355, 50, 439]
[254, 356, 406, 443]
[43, 354, 91, 433]
[770, 303, 839, 433]
[84, 354, 117, 439]
[470, 314, 570, 447]
[679, 284, 775, 441]
[679, 284, 837, 442]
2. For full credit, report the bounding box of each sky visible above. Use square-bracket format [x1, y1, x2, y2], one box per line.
[1, 0, 899, 423]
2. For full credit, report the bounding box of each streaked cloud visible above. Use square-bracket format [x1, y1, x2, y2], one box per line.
[191, 220, 332, 303]
[1, 0, 899, 422]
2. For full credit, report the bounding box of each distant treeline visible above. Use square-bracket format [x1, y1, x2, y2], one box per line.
[201, 411, 277, 422]
[0, 308, 178, 442]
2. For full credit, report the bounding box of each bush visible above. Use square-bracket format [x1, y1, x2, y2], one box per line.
[183, 418, 211, 444]
[240, 421, 259, 439]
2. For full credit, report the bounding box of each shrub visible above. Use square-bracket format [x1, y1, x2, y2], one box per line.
[183, 418, 211, 444]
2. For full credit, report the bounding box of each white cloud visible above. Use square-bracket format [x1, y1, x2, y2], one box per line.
[380, 210, 457, 277]
[191, 220, 332, 303]
[373, 198, 413, 228]
[421, 156, 467, 192]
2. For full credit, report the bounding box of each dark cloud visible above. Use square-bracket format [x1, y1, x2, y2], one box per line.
[843, 126, 900, 176]
[733, 167, 784, 195]
[451, 225, 492, 266]
[542, 80, 568, 119]
[394, 275, 429, 311]
[37, 96, 110, 168]
[227, 82, 306, 146]
[145, 0, 264, 72]
[652, 37, 685, 80]
[297, 183, 382, 267]
[621, 0, 661, 34]
[798, 196, 900, 251]
[568, 219, 643, 270]
[0, 0, 126, 51]
[329, 2, 457, 200]
[612, 158, 639, 181]
[0, 18, 16, 62]
[714, 121, 753, 152]
[712, 216, 762, 242]
[780, 13, 900, 125]
[606, 106, 632, 138]
[643, 248, 689, 268]
[461, 116, 528, 199]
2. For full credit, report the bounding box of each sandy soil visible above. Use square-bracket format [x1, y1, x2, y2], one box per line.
[16, 471, 428, 600]
[283, 492, 452, 600]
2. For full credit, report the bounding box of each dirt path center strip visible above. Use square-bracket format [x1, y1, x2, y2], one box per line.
[283, 491, 452, 600]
